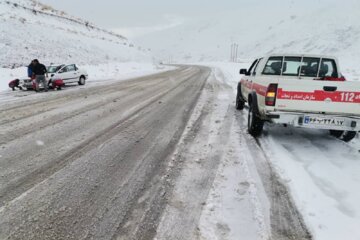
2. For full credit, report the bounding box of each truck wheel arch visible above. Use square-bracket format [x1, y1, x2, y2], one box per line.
[237, 83, 245, 101]
[247, 92, 264, 137]
[237, 82, 242, 94]
[248, 92, 260, 114]
[236, 83, 246, 110]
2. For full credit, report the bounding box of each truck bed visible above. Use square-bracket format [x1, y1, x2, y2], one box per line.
[275, 79, 360, 116]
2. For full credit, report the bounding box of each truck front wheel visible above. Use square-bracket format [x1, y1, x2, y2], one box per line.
[236, 91, 245, 110]
[248, 102, 264, 137]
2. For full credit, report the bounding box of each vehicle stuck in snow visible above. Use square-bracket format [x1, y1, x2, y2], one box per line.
[47, 64, 88, 86]
[236, 54, 360, 141]
[8, 64, 88, 91]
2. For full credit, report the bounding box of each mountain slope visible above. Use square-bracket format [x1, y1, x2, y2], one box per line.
[0, 0, 151, 68]
[134, 0, 360, 76]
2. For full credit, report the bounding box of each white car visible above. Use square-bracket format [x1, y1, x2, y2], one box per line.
[237, 54, 360, 141]
[47, 64, 88, 85]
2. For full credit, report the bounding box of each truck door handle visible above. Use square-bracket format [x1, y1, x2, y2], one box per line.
[323, 86, 337, 92]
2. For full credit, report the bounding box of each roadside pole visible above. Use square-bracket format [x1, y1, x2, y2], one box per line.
[230, 43, 239, 62]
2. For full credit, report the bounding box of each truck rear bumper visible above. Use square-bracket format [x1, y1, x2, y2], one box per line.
[266, 112, 360, 131]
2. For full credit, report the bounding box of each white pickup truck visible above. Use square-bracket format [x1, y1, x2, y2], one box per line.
[236, 54, 360, 142]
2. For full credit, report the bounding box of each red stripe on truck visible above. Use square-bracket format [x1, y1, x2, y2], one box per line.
[252, 83, 267, 96]
[241, 81, 271, 96]
[277, 88, 360, 103]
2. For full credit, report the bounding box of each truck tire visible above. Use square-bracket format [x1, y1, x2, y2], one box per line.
[342, 131, 357, 142]
[329, 130, 344, 138]
[329, 130, 357, 142]
[78, 76, 86, 85]
[236, 91, 245, 110]
[248, 100, 264, 137]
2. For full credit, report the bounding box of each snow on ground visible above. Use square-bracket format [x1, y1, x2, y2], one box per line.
[0, 62, 174, 92]
[201, 62, 360, 240]
[0, 0, 168, 92]
[82, 62, 170, 84]
[0, 67, 27, 91]
[0, 0, 151, 67]
[196, 69, 271, 240]
[134, 0, 360, 69]
[155, 67, 271, 240]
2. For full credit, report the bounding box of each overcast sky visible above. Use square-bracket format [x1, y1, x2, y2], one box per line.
[39, 0, 258, 37]
[39, 0, 337, 39]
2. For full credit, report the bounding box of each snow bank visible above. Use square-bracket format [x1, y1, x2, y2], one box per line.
[0, 67, 27, 91]
[82, 62, 171, 83]
[204, 62, 360, 240]
[193, 61, 249, 90]
[196, 69, 271, 240]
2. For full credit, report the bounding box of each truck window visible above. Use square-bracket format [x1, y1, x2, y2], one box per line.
[252, 58, 263, 76]
[262, 57, 283, 75]
[282, 57, 301, 76]
[299, 58, 320, 77]
[248, 59, 259, 75]
[319, 59, 338, 78]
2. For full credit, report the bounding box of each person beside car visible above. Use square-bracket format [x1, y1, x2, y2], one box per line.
[27, 60, 35, 80]
[8, 79, 23, 91]
[32, 59, 48, 92]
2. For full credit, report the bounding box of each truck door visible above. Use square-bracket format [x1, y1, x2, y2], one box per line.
[242, 59, 259, 98]
[244, 58, 263, 97]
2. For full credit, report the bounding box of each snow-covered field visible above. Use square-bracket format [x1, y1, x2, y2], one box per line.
[200, 62, 360, 240]
[0, 0, 151, 67]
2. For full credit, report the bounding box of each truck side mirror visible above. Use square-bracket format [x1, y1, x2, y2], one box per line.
[240, 69, 248, 75]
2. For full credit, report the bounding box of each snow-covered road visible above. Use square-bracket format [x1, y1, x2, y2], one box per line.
[0, 64, 358, 240]
[0, 65, 308, 240]
[0, 66, 211, 239]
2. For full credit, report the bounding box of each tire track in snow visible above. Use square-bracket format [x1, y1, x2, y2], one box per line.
[234, 111, 312, 240]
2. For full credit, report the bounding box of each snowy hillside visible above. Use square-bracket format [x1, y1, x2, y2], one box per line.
[0, 0, 151, 68]
[134, 0, 360, 78]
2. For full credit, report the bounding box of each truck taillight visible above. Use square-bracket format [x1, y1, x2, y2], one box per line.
[265, 84, 278, 106]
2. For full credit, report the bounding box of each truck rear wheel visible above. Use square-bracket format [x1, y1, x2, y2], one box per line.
[248, 102, 264, 137]
[330, 130, 357, 142]
[329, 130, 343, 138]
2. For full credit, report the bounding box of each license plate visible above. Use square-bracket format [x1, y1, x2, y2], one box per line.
[303, 116, 345, 126]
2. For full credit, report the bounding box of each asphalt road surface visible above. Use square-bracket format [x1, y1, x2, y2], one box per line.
[0, 66, 311, 240]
